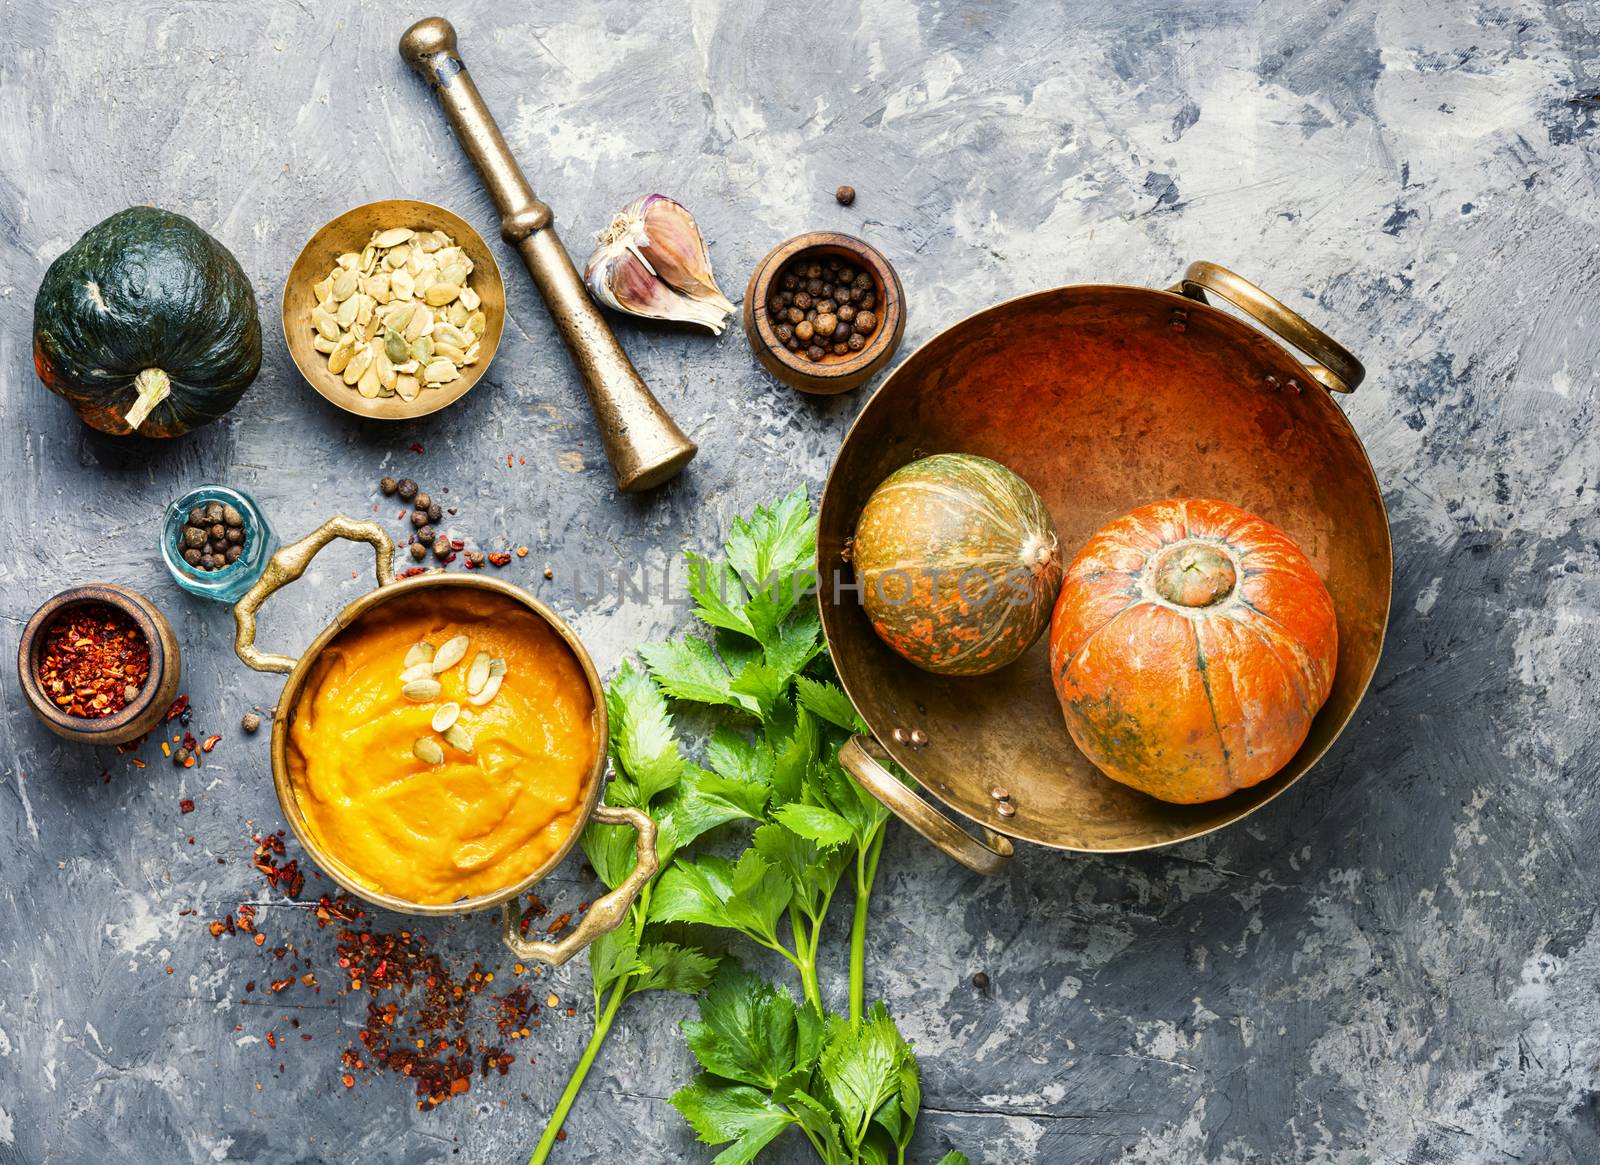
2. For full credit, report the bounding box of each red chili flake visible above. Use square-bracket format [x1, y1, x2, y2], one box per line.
[115, 735, 148, 755]
[35, 604, 152, 719]
[506, 454, 513, 468]
[254, 933, 267, 947]
[342, 1073, 356, 1088]
[266, 1031, 278, 1050]
[180, 799, 195, 815]
[164, 695, 190, 722]
[545, 912, 572, 936]
[487, 553, 511, 567]
[269, 978, 293, 993]
[398, 566, 427, 579]
[516, 547, 529, 558]
[129, 759, 146, 769]
[410, 443, 425, 454]
[556, 1130, 567, 1142]
[201, 734, 222, 753]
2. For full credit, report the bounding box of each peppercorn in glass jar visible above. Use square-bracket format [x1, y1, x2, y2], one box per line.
[161, 485, 279, 602]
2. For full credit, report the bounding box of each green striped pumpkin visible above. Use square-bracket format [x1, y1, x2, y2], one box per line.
[852, 454, 1062, 675]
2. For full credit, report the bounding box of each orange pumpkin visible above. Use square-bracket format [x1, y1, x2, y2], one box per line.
[1049, 498, 1337, 804]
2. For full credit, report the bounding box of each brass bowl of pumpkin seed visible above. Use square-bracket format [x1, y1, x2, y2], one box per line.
[283, 200, 505, 420]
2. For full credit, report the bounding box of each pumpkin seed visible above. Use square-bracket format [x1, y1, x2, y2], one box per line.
[425, 283, 462, 307]
[365, 272, 391, 303]
[342, 346, 372, 386]
[400, 661, 436, 684]
[372, 227, 416, 248]
[313, 277, 334, 302]
[396, 375, 421, 401]
[467, 311, 487, 336]
[413, 737, 445, 766]
[337, 251, 361, 270]
[403, 640, 436, 668]
[383, 329, 409, 364]
[424, 360, 460, 385]
[312, 335, 337, 354]
[327, 338, 355, 374]
[313, 307, 341, 342]
[335, 295, 359, 329]
[468, 674, 503, 706]
[440, 262, 468, 288]
[391, 269, 415, 301]
[356, 365, 381, 398]
[459, 286, 481, 311]
[431, 634, 470, 673]
[433, 322, 468, 348]
[418, 232, 443, 253]
[488, 657, 507, 679]
[360, 245, 377, 273]
[405, 307, 430, 342]
[402, 678, 442, 702]
[434, 342, 466, 364]
[355, 294, 375, 328]
[332, 270, 359, 301]
[465, 651, 492, 697]
[443, 723, 474, 753]
[463, 343, 480, 366]
[431, 702, 461, 732]
[447, 302, 470, 328]
[411, 336, 435, 364]
[386, 245, 410, 270]
[376, 349, 398, 390]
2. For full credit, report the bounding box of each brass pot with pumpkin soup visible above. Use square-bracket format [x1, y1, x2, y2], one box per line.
[230, 516, 656, 966]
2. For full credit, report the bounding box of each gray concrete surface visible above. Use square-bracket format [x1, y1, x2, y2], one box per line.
[2, 1, 1599, 1162]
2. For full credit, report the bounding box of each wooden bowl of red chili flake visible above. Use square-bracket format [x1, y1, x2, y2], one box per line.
[17, 585, 181, 746]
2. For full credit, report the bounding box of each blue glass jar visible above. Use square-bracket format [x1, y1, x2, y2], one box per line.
[161, 486, 279, 603]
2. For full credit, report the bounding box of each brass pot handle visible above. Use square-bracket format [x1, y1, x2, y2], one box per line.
[840, 736, 1013, 876]
[1175, 260, 1365, 395]
[500, 803, 659, 966]
[233, 516, 396, 674]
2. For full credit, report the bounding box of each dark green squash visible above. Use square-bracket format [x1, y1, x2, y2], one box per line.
[33, 207, 261, 438]
[852, 453, 1063, 675]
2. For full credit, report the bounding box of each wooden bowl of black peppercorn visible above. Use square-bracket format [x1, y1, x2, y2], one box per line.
[744, 232, 905, 395]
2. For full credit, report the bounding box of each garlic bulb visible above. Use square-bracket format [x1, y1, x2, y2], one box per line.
[584, 195, 735, 334]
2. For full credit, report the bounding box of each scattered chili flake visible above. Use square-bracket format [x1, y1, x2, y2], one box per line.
[410, 443, 425, 454]
[201, 734, 223, 753]
[487, 552, 511, 567]
[165, 695, 190, 722]
[129, 759, 146, 769]
[266, 1031, 278, 1050]
[342, 1073, 356, 1088]
[516, 547, 528, 558]
[506, 454, 513, 468]
[180, 798, 195, 815]
[35, 604, 151, 719]
[398, 566, 427, 578]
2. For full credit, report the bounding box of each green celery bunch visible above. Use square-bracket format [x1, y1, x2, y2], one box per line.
[529, 488, 965, 1165]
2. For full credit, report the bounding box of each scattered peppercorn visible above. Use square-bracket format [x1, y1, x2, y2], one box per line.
[432, 536, 451, 560]
[397, 479, 418, 501]
[410, 542, 428, 562]
[835, 184, 856, 205]
[426, 502, 442, 523]
[543, 567, 554, 580]
[177, 496, 248, 574]
[972, 970, 990, 992]
[173, 747, 194, 767]
[241, 712, 262, 734]
[380, 476, 398, 495]
[410, 510, 429, 528]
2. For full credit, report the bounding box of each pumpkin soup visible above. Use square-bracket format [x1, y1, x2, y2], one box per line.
[286, 590, 598, 905]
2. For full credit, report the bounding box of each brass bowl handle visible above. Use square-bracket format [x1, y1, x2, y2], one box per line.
[840, 736, 1013, 876]
[499, 803, 659, 966]
[233, 517, 396, 674]
[1175, 260, 1365, 395]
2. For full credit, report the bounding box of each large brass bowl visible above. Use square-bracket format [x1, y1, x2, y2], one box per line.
[820, 262, 1390, 872]
[230, 517, 654, 965]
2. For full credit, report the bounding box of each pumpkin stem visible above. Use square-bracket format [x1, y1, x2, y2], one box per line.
[124, 368, 171, 432]
[1151, 543, 1237, 607]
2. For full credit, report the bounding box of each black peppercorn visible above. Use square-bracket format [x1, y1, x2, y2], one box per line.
[173, 747, 194, 767]
[787, 307, 804, 325]
[222, 505, 243, 528]
[854, 272, 872, 290]
[814, 313, 838, 337]
[416, 525, 435, 543]
[833, 342, 849, 356]
[409, 541, 428, 561]
[199, 554, 216, 570]
[972, 970, 989, 992]
[793, 291, 813, 310]
[432, 535, 450, 559]
[804, 263, 820, 279]
[835, 184, 856, 205]
[775, 323, 794, 343]
[188, 507, 206, 526]
[861, 293, 876, 310]
[410, 510, 429, 528]
[183, 548, 202, 566]
[427, 502, 442, 523]
[856, 311, 877, 334]
[225, 545, 242, 564]
[816, 299, 836, 315]
[227, 526, 244, 545]
[397, 479, 418, 501]
[380, 476, 398, 495]
[204, 501, 224, 524]
[209, 523, 226, 542]
[781, 274, 798, 291]
[838, 266, 856, 284]
[795, 320, 814, 343]
[414, 492, 431, 511]
[838, 304, 856, 323]
[806, 278, 824, 296]
[806, 345, 825, 361]
[848, 333, 865, 352]
[183, 526, 206, 549]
